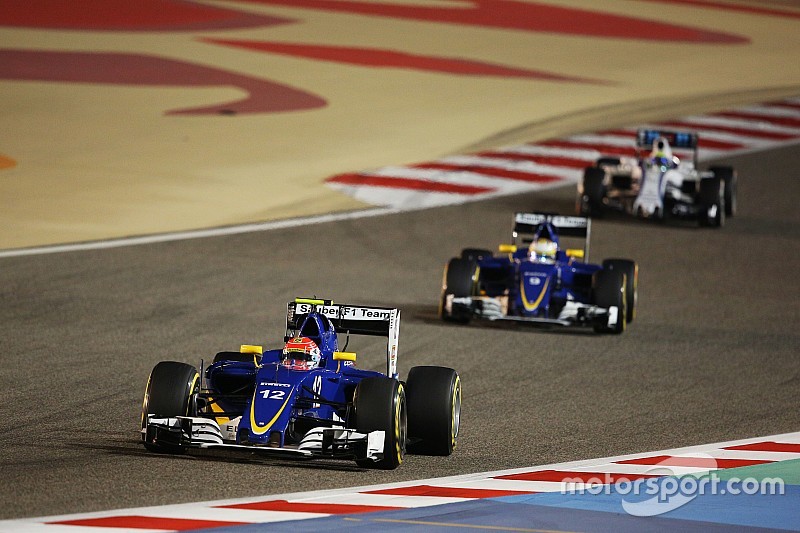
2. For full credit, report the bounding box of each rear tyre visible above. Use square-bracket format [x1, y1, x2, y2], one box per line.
[582, 167, 606, 216]
[439, 258, 478, 324]
[699, 177, 725, 228]
[354, 377, 407, 469]
[141, 361, 199, 453]
[406, 366, 461, 456]
[709, 165, 737, 217]
[460, 248, 492, 262]
[601, 259, 638, 323]
[593, 270, 627, 334]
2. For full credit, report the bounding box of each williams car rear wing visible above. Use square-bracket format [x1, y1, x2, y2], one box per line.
[636, 129, 698, 150]
[287, 299, 400, 378]
[636, 129, 699, 165]
[512, 213, 591, 260]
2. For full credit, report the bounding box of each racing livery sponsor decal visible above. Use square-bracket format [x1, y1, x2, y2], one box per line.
[520, 273, 550, 312]
[295, 303, 392, 321]
[249, 385, 293, 435]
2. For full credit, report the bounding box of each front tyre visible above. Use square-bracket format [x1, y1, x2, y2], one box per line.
[406, 366, 461, 456]
[439, 258, 478, 324]
[141, 361, 199, 453]
[709, 166, 737, 217]
[601, 259, 638, 323]
[354, 377, 407, 469]
[593, 270, 627, 334]
[581, 166, 607, 216]
[699, 177, 725, 228]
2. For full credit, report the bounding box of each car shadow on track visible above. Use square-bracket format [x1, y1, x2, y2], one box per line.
[394, 303, 599, 337]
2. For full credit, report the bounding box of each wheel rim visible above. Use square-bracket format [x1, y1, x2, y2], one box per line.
[452, 377, 462, 446]
[396, 386, 407, 461]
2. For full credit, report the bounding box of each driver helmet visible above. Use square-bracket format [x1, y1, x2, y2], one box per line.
[650, 137, 675, 168]
[529, 238, 557, 263]
[282, 336, 321, 371]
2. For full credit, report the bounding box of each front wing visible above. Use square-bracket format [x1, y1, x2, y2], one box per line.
[446, 295, 620, 329]
[143, 415, 386, 462]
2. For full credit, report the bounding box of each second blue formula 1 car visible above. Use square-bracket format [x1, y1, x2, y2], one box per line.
[439, 213, 638, 334]
[142, 298, 461, 469]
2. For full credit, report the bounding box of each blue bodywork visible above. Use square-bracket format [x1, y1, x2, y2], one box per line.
[203, 310, 385, 448]
[441, 213, 633, 331]
[471, 221, 600, 319]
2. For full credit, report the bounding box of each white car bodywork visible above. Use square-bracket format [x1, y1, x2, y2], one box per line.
[577, 129, 727, 224]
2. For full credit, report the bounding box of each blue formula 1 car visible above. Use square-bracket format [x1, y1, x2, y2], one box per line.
[439, 213, 637, 334]
[141, 299, 461, 469]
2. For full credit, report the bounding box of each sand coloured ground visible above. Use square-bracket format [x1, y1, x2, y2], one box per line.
[0, 0, 799, 249]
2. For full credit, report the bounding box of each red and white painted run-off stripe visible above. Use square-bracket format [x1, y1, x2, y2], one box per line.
[3, 431, 799, 532]
[325, 97, 800, 209]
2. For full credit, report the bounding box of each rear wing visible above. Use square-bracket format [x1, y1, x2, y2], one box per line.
[637, 128, 699, 163]
[512, 213, 591, 260]
[636, 129, 698, 150]
[286, 299, 400, 378]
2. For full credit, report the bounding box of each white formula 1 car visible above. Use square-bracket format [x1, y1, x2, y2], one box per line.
[577, 129, 737, 227]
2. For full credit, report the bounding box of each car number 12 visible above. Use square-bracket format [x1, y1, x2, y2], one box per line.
[260, 389, 286, 400]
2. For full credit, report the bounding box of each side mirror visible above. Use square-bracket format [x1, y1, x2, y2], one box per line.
[333, 351, 356, 362]
[240, 344, 263, 355]
[566, 249, 584, 259]
[498, 244, 517, 253]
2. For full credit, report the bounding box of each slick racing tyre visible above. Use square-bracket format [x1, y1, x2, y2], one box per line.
[709, 165, 737, 217]
[439, 258, 478, 324]
[141, 361, 199, 453]
[460, 248, 492, 262]
[699, 176, 725, 228]
[406, 366, 461, 456]
[601, 259, 638, 323]
[582, 166, 606, 216]
[354, 377, 407, 469]
[593, 270, 627, 334]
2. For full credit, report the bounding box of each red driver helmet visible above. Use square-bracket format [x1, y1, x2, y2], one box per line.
[282, 336, 321, 371]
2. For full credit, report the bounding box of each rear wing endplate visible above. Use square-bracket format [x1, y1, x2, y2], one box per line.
[287, 299, 400, 378]
[513, 213, 591, 260]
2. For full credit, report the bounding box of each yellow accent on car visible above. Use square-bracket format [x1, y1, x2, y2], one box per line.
[187, 373, 200, 415]
[498, 244, 517, 253]
[451, 375, 461, 449]
[520, 277, 550, 311]
[249, 390, 292, 435]
[207, 396, 230, 425]
[240, 344, 263, 355]
[295, 298, 331, 305]
[566, 248, 584, 259]
[140, 374, 152, 429]
[333, 351, 356, 362]
[395, 383, 404, 465]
